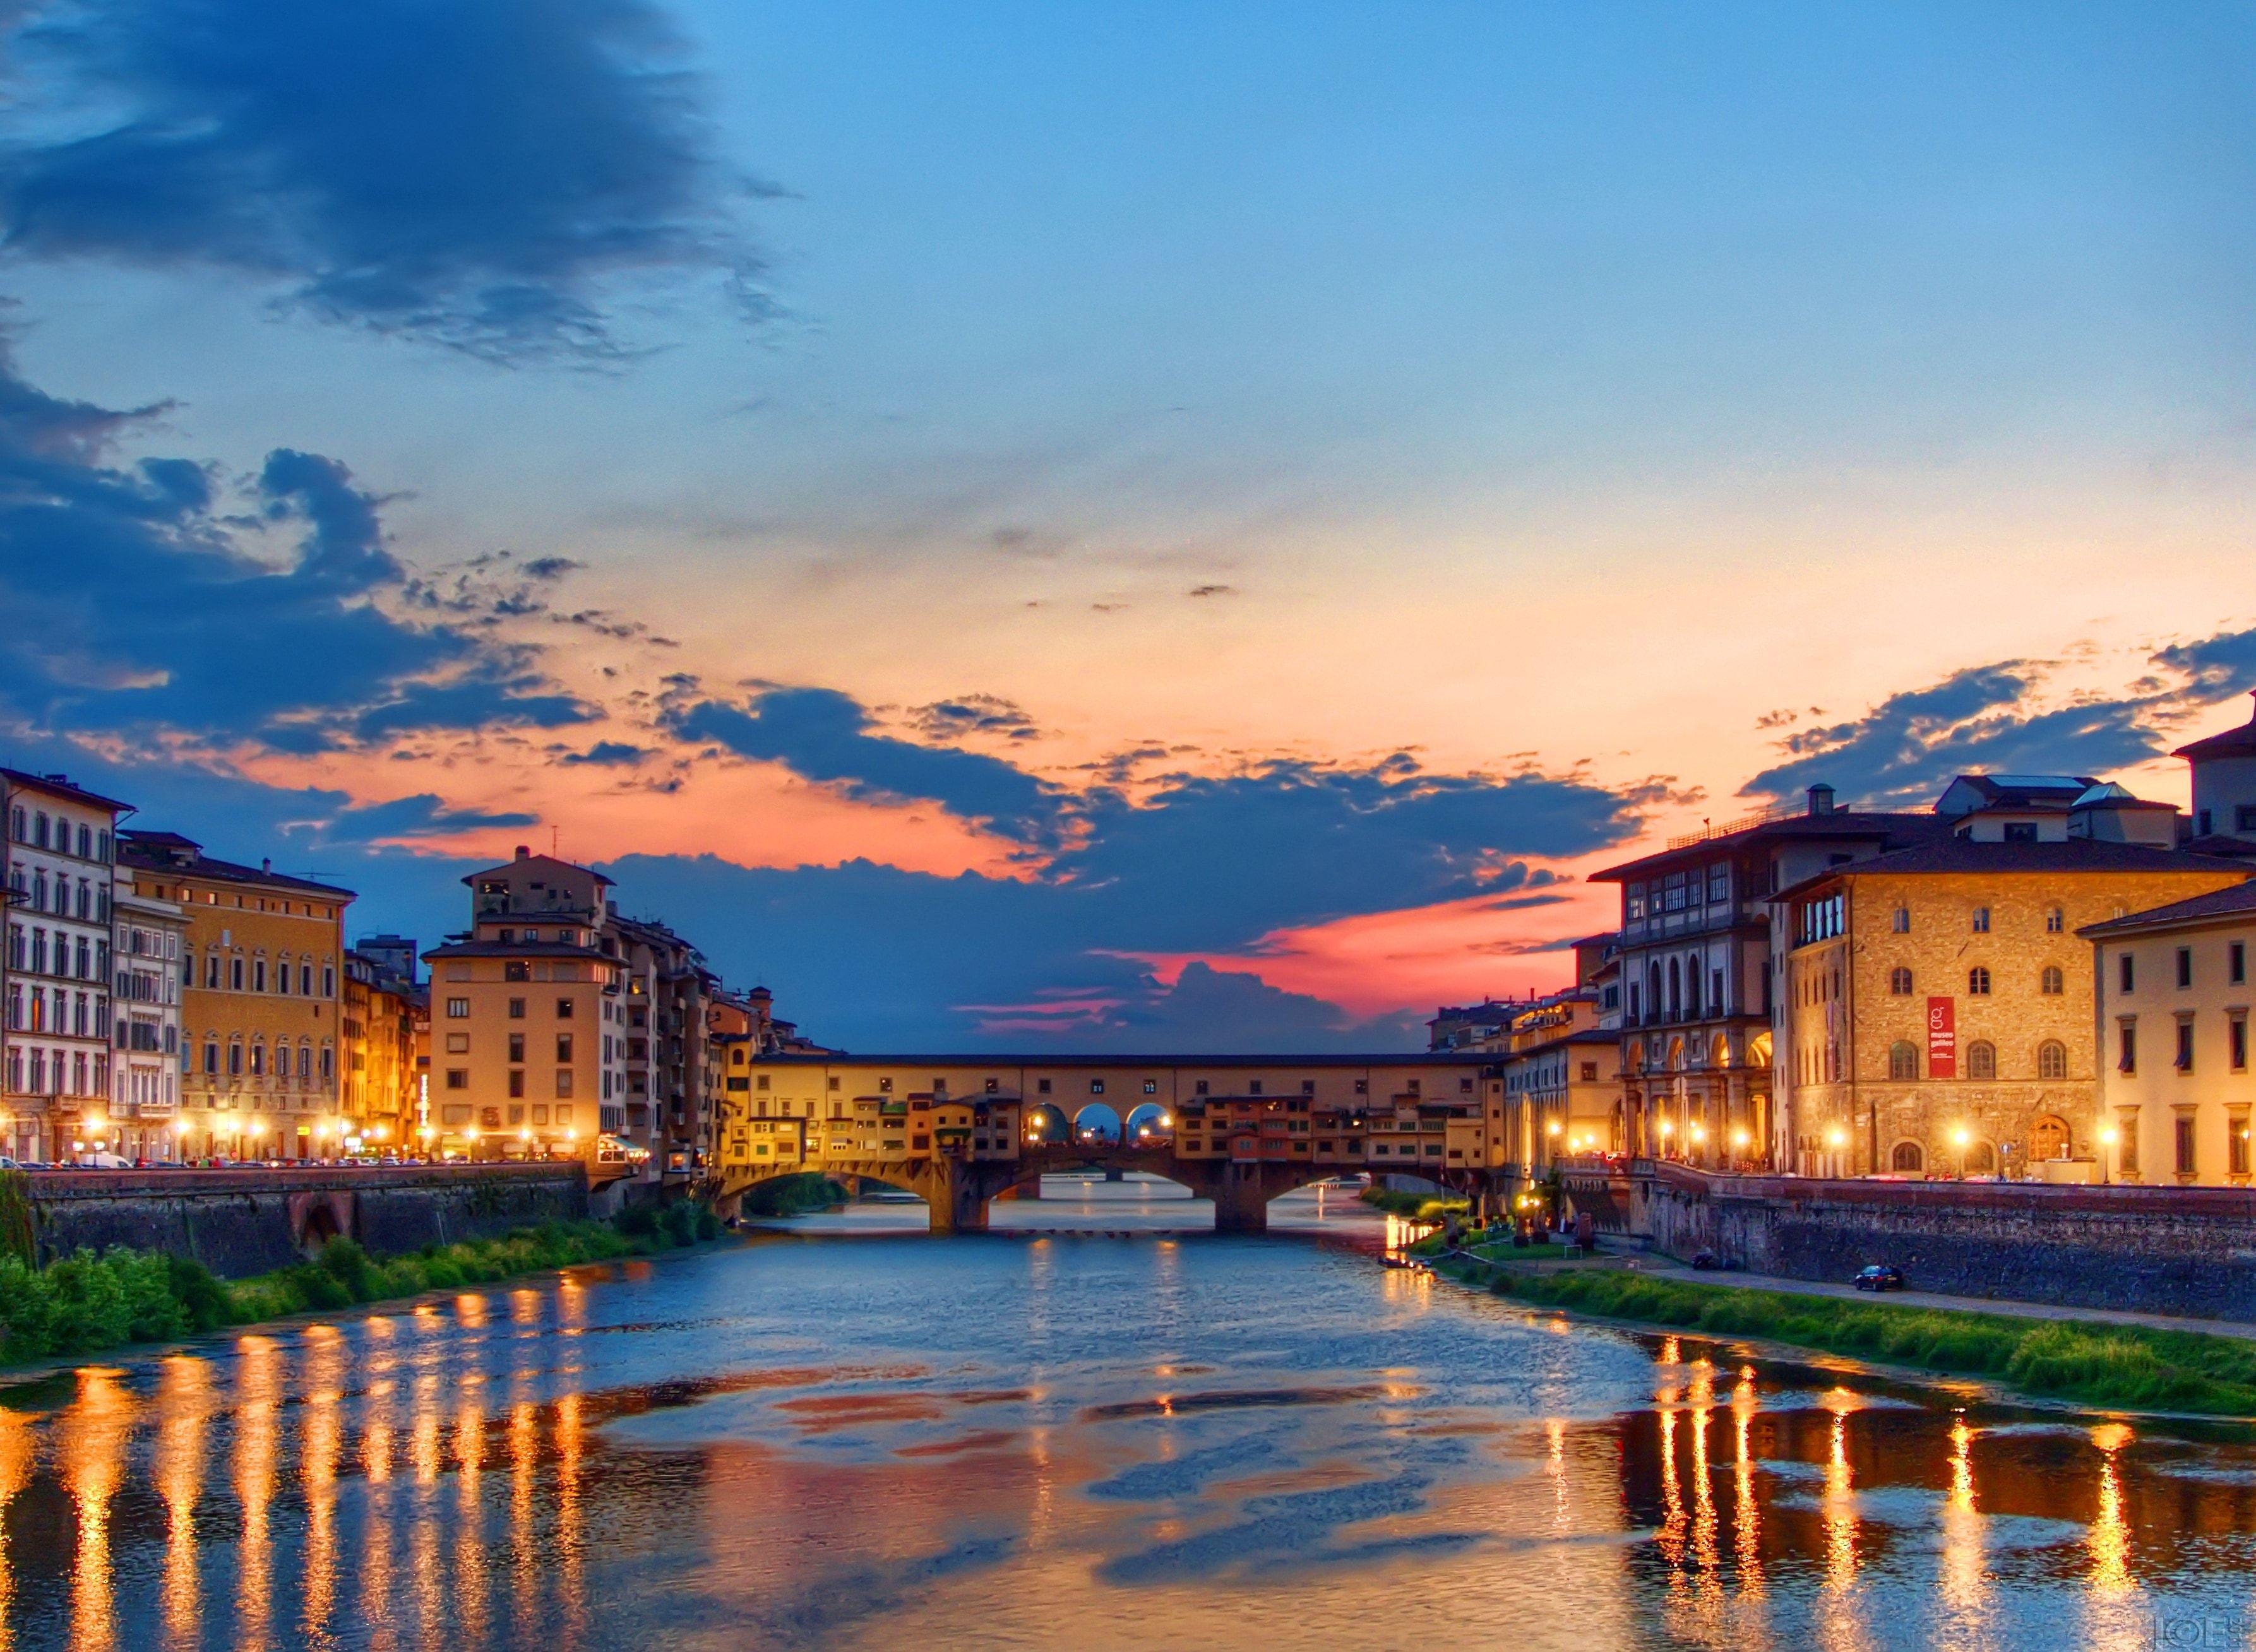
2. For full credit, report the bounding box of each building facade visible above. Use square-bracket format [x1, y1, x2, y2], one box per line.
[109, 876, 187, 1161]
[2081, 882, 2256, 1185]
[3, 771, 129, 1163]
[117, 831, 355, 1161]
[2180, 693, 2256, 849]
[1774, 838, 2246, 1180]
[343, 943, 422, 1153]
[424, 848, 627, 1160]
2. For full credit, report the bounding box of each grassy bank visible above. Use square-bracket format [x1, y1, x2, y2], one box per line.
[1359, 1186, 1470, 1221]
[0, 1204, 723, 1368]
[1448, 1256, 2256, 1417]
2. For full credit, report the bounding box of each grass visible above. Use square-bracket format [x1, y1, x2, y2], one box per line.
[1443, 1256, 2256, 1417]
[1359, 1186, 1471, 1221]
[0, 1203, 725, 1368]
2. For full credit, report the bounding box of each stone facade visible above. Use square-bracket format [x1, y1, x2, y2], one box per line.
[1777, 858, 2245, 1180]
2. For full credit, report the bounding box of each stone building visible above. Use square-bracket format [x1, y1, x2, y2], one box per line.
[425, 848, 628, 1160]
[1590, 786, 1948, 1170]
[1772, 836, 2246, 1180]
[117, 829, 355, 1162]
[109, 872, 188, 1162]
[343, 942, 421, 1152]
[2, 771, 129, 1162]
[2081, 881, 2256, 1184]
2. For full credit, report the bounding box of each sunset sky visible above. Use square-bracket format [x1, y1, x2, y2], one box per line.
[4, 1, 2254, 1048]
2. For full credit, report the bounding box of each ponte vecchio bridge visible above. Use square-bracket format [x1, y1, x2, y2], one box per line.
[709, 1053, 1514, 1232]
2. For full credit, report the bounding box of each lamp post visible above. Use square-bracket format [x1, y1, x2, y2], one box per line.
[1950, 1125, 1971, 1181]
[2098, 1124, 2118, 1187]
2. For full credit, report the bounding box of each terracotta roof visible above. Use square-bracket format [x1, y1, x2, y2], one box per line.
[1589, 811, 1948, 882]
[2078, 880, 2256, 939]
[2174, 694, 2256, 761]
[117, 829, 356, 899]
[0, 768, 133, 815]
[1770, 837, 2251, 905]
[421, 939, 618, 962]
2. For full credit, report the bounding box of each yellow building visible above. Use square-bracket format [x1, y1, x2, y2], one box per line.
[1775, 837, 2245, 1179]
[117, 830, 354, 1162]
[342, 948, 421, 1153]
[424, 849, 629, 1160]
[1499, 995, 1625, 1176]
[2082, 882, 2256, 1184]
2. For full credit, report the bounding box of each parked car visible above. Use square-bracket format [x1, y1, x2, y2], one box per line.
[1854, 1264, 1906, 1292]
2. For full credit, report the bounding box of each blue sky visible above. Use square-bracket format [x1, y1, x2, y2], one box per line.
[3, 1, 2254, 1047]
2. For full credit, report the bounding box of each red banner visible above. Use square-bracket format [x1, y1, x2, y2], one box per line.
[1926, 997, 1956, 1079]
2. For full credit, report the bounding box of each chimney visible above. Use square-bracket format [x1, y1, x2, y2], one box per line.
[261, 857, 271, 873]
[515, 844, 530, 860]
[1806, 783, 1836, 817]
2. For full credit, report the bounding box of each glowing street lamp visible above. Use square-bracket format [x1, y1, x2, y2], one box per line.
[2098, 1123, 2120, 1186]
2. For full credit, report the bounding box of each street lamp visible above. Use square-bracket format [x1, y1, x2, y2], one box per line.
[2098, 1123, 2119, 1187]
[1950, 1124, 1971, 1180]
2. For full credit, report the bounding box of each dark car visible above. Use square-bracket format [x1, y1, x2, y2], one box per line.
[1854, 1264, 1905, 1292]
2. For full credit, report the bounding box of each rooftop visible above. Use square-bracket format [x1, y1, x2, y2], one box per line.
[754, 1050, 1500, 1068]
[1771, 836, 2253, 903]
[2079, 879, 2256, 939]
[118, 829, 357, 900]
[2174, 692, 2256, 762]
[0, 768, 133, 816]
[1591, 809, 1946, 882]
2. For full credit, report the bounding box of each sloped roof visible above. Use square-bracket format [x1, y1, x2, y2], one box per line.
[2175, 694, 2256, 761]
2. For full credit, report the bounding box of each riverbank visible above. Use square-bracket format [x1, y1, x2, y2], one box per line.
[0, 1205, 722, 1369]
[1440, 1248, 2256, 1417]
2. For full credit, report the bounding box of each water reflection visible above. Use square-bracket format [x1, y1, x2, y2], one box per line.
[0, 1233, 2249, 1649]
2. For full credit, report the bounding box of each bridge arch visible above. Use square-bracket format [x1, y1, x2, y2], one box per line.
[1071, 1103, 1121, 1144]
[1023, 1103, 1070, 1144]
[1122, 1101, 1173, 1144]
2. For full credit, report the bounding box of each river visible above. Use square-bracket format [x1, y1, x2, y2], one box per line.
[0, 1186, 2253, 1650]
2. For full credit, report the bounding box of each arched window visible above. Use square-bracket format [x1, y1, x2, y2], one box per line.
[248, 1042, 265, 1078]
[1889, 1041, 1919, 1081]
[298, 1043, 313, 1080]
[1964, 1140, 1996, 1174]
[202, 1040, 218, 1075]
[1891, 1141, 1924, 1174]
[230, 955, 244, 992]
[1889, 966, 1913, 995]
[275, 958, 290, 995]
[2038, 1040, 2068, 1080]
[1967, 1040, 1996, 1080]
[1968, 966, 1991, 995]
[252, 958, 266, 994]
[227, 1041, 242, 1076]
[2040, 965, 2063, 995]
[1892, 906, 1911, 934]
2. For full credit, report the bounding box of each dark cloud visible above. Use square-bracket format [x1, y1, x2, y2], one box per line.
[1737, 663, 2169, 809]
[2154, 626, 2256, 696]
[664, 687, 1071, 848]
[1186, 583, 1237, 598]
[906, 694, 1041, 742]
[330, 793, 538, 838]
[559, 739, 648, 767]
[0, 0, 768, 361]
[0, 340, 595, 748]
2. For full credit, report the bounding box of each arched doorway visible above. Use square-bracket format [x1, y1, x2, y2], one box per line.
[1965, 1140, 1997, 1175]
[1890, 1140, 1924, 1174]
[2029, 1115, 2070, 1162]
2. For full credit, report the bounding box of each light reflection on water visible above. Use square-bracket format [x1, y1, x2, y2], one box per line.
[0, 1202, 2253, 1649]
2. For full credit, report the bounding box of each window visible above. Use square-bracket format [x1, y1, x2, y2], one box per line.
[557, 997, 575, 1019]
[203, 1040, 218, 1075]
[2240, 805, 2256, 833]
[756, 1074, 770, 1091]
[2003, 823, 2038, 843]
[1089, 1078, 1106, 1095]
[1968, 966, 1991, 995]
[2176, 1115, 2197, 1176]
[446, 997, 470, 1018]
[2178, 948, 2194, 990]
[2120, 953, 2135, 994]
[1194, 1080, 1208, 1095]
[2041, 965, 2064, 996]
[322, 965, 335, 998]
[2176, 1019, 2195, 1073]
[880, 1076, 895, 1093]
[253, 958, 266, 992]
[445, 1032, 470, 1054]
[556, 1034, 573, 1062]
[2046, 906, 2064, 934]
[446, 1069, 469, 1090]
[1971, 906, 1990, 934]
[230, 956, 244, 991]
[1966, 1041, 1996, 1081]
[2038, 1040, 2068, 1080]
[508, 1033, 525, 1063]
[2233, 1016, 2249, 1074]
[556, 1069, 575, 1098]
[2233, 942, 2247, 985]
[1251, 1079, 1266, 1095]
[1144, 1079, 1159, 1094]
[275, 958, 290, 995]
[1891, 906, 1910, 934]
[1889, 1041, 1918, 1081]
[505, 961, 531, 982]
[2118, 1021, 2137, 1075]
[1891, 1141, 1923, 1174]
[1707, 864, 1729, 904]
[2234, 1116, 2251, 1178]
[1889, 967, 1913, 995]
[508, 1070, 525, 1098]
[248, 1042, 265, 1077]
[508, 997, 527, 1019]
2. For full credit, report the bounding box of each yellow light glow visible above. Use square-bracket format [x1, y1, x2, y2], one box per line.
[1546, 1120, 1562, 1136]
[1825, 1127, 1846, 1149]
[1950, 1126, 1971, 1148]
[1690, 1124, 1707, 1143]
[1657, 1119, 1674, 1137]
[1731, 1129, 1750, 1148]
[2099, 1126, 2119, 1145]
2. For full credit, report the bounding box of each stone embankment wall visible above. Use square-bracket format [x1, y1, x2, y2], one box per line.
[1628, 1162, 2256, 1321]
[27, 1164, 588, 1278]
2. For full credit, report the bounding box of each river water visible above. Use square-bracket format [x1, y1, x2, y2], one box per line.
[2, 1188, 2255, 1651]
